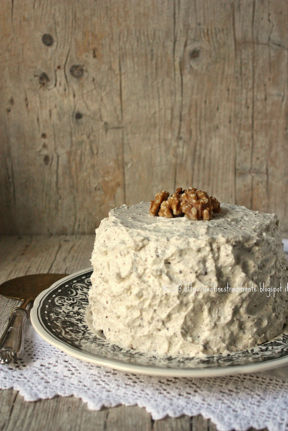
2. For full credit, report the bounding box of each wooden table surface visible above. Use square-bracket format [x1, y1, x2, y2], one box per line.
[0, 235, 267, 431]
[2, 1, 288, 236]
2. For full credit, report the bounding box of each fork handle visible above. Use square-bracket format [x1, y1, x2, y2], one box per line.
[0, 308, 28, 363]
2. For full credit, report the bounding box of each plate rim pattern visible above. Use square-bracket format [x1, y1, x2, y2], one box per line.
[30, 268, 288, 377]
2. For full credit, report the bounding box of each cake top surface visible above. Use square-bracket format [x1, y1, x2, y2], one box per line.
[106, 202, 277, 240]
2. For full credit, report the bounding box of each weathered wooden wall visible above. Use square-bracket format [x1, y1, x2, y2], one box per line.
[1, 0, 288, 234]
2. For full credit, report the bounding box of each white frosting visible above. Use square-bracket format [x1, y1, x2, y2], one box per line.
[88, 202, 288, 357]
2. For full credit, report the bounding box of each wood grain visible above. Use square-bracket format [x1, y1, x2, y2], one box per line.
[0, 0, 287, 235]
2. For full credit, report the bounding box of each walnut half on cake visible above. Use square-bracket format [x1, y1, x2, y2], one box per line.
[87, 194, 288, 357]
[150, 187, 221, 220]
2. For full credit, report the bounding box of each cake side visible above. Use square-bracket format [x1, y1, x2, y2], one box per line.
[88, 202, 288, 357]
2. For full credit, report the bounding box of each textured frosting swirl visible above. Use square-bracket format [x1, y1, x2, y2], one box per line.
[88, 202, 288, 357]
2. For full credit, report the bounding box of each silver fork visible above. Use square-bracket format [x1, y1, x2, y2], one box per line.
[0, 308, 28, 365]
[0, 349, 15, 364]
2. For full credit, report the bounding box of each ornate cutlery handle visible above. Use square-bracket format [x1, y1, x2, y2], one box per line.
[0, 308, 28, 364]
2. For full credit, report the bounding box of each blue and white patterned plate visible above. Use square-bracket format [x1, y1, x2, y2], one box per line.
[30, 268, 288, 377]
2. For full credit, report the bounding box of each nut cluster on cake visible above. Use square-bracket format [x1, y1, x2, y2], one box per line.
[150, 187, 220, 220]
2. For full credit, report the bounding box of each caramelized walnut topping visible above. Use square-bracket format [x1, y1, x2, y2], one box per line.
[211, 196, 221, 213]
[167, 189, 183, 216]
[149, 190, 169, 216]
[150, 187, 220, 220]
[158, 200, 173, 218]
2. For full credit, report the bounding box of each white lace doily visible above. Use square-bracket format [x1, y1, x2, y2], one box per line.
[1, 240, 288, 431]
[2, 317, 288, 430]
